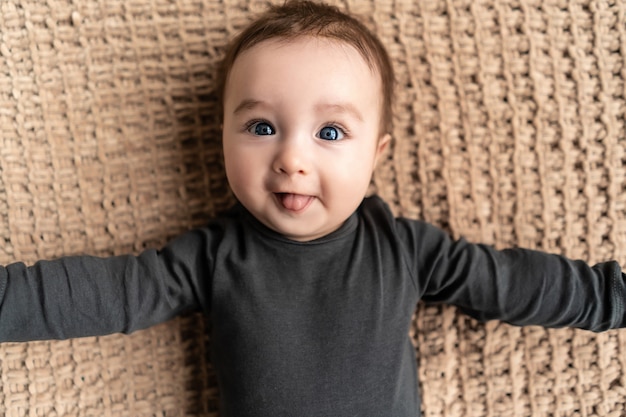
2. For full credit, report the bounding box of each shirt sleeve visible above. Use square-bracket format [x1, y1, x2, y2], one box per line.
[396, 218, 626, 332]
[0, 228, 213, 343]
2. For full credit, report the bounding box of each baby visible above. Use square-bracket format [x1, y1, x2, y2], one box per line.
[1, 2, 625, 417]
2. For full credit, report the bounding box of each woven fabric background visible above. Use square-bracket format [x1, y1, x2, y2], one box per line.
[1, 0, 625, 415]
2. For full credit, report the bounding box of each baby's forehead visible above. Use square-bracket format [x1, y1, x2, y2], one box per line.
[242, 35, 376, 66]
[228, 35, 383, 92]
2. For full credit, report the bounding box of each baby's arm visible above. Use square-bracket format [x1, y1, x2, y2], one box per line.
[0, 228, 211, 343]
[399, 219, 625, 332]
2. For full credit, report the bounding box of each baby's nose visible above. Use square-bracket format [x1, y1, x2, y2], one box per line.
[272, 137, 310, 176]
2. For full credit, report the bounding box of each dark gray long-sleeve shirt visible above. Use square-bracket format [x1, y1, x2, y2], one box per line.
[1, 196, 625, 416]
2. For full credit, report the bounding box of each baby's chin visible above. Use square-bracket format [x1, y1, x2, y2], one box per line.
[267, 221, 332, 242]
[262, 214, 342, 242]
[240, 195, 359, 242]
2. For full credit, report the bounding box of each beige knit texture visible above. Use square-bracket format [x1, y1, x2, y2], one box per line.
[1, 0, 625, 415]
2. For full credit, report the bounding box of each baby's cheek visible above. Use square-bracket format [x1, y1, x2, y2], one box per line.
[343, 158, 375, 184]
[225, 156, 251, 193]
[229, 163, 255, 191]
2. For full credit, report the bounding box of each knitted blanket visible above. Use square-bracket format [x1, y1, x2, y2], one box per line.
[1, 0, 625, 415]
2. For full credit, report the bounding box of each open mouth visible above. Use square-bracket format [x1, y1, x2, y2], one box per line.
[275, 193, 314, 212]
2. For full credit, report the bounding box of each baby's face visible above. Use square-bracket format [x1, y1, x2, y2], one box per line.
[222, 36, 389, 241]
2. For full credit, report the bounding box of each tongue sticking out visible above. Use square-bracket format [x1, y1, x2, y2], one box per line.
[278, 193, 313, 211]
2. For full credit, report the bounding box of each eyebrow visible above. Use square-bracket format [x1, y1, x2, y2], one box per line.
[232, 99, 364, 122]
[233, 99, 268, 115]
[315, 102, 363, 122]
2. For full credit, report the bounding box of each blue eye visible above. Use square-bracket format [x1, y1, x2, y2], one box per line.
[318, 126, 344, 141]
[248, 122, 275, 136]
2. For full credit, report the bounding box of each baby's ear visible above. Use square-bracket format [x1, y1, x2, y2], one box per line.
[375, 133, 391, 163]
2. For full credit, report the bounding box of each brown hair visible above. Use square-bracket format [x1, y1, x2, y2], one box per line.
[216, 0, 395, 135]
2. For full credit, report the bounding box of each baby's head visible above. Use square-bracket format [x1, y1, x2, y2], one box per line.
[218, 1, 395, 241]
